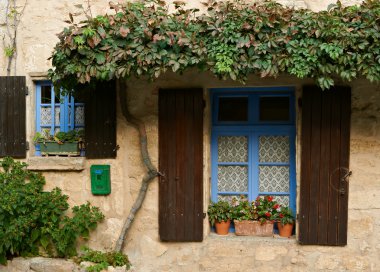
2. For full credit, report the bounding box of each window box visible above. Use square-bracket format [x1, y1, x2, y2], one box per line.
[234, 220, 274, 237]
[38, 141, 80, 156]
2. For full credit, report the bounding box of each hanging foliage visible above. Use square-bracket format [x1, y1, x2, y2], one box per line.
[49, 0, 380, 92]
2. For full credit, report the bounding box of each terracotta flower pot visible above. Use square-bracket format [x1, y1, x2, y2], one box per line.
[277, 222, 294, 237]
[215, 219, 231, 235]
[234, 220, 274, 236]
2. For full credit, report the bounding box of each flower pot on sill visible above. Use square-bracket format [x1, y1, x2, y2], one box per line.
[234, 220, 274, 236]
[215, 219, 231, 235]
[39, 141, 80, 156]
[277, 222, 294, 238]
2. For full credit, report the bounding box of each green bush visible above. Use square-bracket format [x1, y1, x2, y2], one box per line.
[0, 157, 104, 264]
[77, 246, 131, 272]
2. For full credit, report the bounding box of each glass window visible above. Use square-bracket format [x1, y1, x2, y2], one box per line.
[218, 97, 248, 122]
[211, 89, 296, 222]
[259, 96, 289, 121]
[35, 82, 85, 155]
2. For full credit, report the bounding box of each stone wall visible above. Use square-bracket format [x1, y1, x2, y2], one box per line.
[2, 0, 380, 271]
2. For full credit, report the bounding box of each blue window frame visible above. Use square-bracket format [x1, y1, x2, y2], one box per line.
[211, 87, 296, 214]
[35, 81, 85, 155]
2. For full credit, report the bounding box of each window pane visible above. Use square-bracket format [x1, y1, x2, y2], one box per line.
[55, 106, 60, 126]
[74, 105, 85, 125]
[217, 195, 245, 202]
[274, 195, 289, 207]
[218, 97, 248, 122]
[218, 166, 248, 192]
[218, 136, 248, 162]
[259, 136, 289, 163]
[40, 107, 52, 125]
[259, 97, 289, 121]
[41, 85, 52, 103]
[259, 165, 289, 192]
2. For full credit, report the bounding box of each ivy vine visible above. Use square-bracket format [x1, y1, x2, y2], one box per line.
[49, 0, 380, 92]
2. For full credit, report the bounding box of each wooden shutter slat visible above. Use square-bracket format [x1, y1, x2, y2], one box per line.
[299, 85, 351, 246]
[308, 89, 322, 245]
[85, 81, 116, 158]
[0, 76, 26, 158]
[327, 88, 341, 245]
[0, 78, 6, 156]
[193, 90, 204, 241]
[299, 86, 313, 244]
[317, 90, 332, 244]
[159, 88, 203, 242]
[175, 90, 185, 240]
[337, 87, 351, 245]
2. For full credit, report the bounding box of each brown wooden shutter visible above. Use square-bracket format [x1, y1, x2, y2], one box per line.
[159, 88, 204, 242]
[0, 76, 26, 158]
[299, 85, 351, 246]
[85, 81, 117, 158]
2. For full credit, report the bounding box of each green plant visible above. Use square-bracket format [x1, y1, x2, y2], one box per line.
[49, 0, 380, 94]
[0, 157, 104, 264]
[55, 129, 84, 143]
[32, 131, 45, 144]
[33, 129, 84, 144]
[207, 200, 232, 226]
[78, 246, 131, 272]
[232, 195, 280, 224]
[277, 206, 295, 226]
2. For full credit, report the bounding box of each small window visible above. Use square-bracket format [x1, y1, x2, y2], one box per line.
[36, 81, 85, 156]
[218, 97, 248, 122]
[259, 96, 289, 121]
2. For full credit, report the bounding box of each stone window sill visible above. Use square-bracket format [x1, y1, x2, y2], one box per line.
[27, 157, 85, 171]
[207, 232, 296, 243]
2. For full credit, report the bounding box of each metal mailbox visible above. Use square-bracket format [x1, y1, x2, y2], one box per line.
[90, 165, 111, 195]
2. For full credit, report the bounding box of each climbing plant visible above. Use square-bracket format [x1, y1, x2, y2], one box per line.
[1, 0, 27, 76]
[49, 0, 380, 92]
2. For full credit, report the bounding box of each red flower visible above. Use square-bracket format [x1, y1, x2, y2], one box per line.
[273, 204, 279, 209]
[279, 213, 284, 218]
[265, 212, 271, 217]
[267, 196, 273, 202]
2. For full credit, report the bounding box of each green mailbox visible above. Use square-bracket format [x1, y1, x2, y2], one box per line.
[90, 165, 111, 195]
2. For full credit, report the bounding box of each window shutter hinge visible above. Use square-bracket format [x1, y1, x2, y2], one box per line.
[25, 86, 29, 96]
[203, 212, 206, 219]
[25, 141, 30, 150]
[298, 98, 302, 108]
[203, 100, 206, 109]
[296, 214, 299, 220]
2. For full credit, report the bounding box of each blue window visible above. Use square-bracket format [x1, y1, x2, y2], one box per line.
[211, 87, 296, 214]
[35, 81, 85, 154]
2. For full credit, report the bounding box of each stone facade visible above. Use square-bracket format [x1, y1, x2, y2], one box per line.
[2, 0, 380, 271]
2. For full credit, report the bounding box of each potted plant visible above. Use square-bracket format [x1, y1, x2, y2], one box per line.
[207, 200, 232, 235]
[276, 206, 295, 237]
[34, 130, 84, 156]
[232, 195, 280, 236]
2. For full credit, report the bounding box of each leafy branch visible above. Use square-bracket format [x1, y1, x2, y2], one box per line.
[49, 0, 380, 91]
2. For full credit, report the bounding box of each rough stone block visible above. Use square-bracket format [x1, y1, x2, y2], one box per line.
[29, 257, 78, 272]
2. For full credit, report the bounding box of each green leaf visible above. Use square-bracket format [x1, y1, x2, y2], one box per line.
[31, 228, 39, 242]
[40, 235, 49, 249]
[95, 53, 106, 64]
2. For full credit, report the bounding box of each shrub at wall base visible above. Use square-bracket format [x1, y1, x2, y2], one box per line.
[0, 157, 104, 264]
